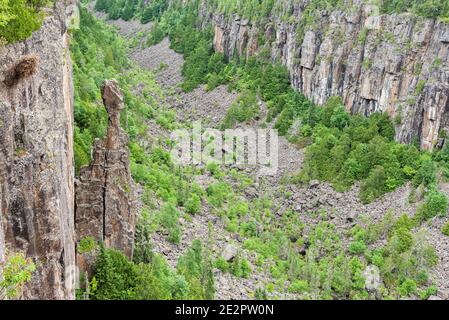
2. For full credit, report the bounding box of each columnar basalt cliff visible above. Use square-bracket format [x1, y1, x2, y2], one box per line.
[0, 2, 76, 299]
[205, 1, 449, 150]
[75, 80, 136, 261]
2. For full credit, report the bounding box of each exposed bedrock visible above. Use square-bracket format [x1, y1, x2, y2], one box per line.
[205, 0, 449, 150]
[75, 79, 136, 276]
[0, 2, 76, 299]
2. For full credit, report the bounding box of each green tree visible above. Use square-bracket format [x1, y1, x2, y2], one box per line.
[90, 246, 139, 300]
[0, 0, 14, 28]
[0, 251, 36, 299]
[0, 0, 45, 44]
[177, 240, 215, 299]
[159, 203, 181, 244]
[416, 189, 449, 221]
[360, 166, 387, 204]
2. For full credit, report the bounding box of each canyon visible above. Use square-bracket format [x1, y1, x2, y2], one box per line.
[1, 0, 449, 299]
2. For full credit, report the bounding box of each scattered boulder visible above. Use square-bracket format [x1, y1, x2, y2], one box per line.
[363, 265, 381, 292]
[308, 180, 320, 189]
[346, 212, 358, 223]
[437, 289, 449, 300]
[222, 244, 238, 262]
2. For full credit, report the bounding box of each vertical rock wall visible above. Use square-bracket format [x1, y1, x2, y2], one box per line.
[0, 2, 75, 299]
[204, 0, 449, 150]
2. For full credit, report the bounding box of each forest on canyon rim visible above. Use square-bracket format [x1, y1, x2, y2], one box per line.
[0, 0, 449, 301]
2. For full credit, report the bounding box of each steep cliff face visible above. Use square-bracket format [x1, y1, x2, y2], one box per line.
[75, 80, 136, 263]
[0, 2, 76, 299]
[207, 1, 449, 150]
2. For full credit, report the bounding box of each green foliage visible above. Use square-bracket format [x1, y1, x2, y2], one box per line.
[358, 27, 369, 45]
[416, 188, 449, 221]
[141, 0, 168, 23]
[254, 287, 268, 299]
[159, 203, 181, 244]
[0, 0, 50, 44]
[181, 38, 215, 91]
[380, 0, 449, 19]
[133, 209, 155, 264]
[389, 227, 414, 253]
[0, 0, 14, 28]
[415, 80, 426, 95]
[146, 21, 165, 45]
[77, 236, 97, 254]
[185, 193, 201, 214]
[90, 246, 140, 299]
[0, 251, 36, 299]
[206, 181, 232, 207]
[295, 105, 414, 202]
[177, 240, 215, 299]
[442, 221, 449, 236]
[208, 0, 275, 20]
[378, 228, 438, 295]
[89, 246, 193, 300]
[221, 90, 259, 129]
[95, 0, 140, 21]
[360, 166, 388, 204]
[288, 280, 310, 294]
[413, 157, 437, 187]
[214, 257, 229, 272]
[229, 255, 252, 279]
[398, 278, 417, 297]
[348, 240, 367, 254]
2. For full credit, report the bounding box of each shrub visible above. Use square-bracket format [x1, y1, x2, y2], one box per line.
[221, 90, 259, 129]
[214, 257, 229, 272]
[206, 73, 222, 91]
[0, 251, 36, 299]
[389, 227, 414, 254]
[77, 236, 97, 254]
[206, 162, 223, 178]
[227, 200, 249, 219]
[147, 22, 165, 45]
[398, 278, 417, 297]
[360, 166, 387, 204]
[413, 158, 437, 188]
[159, 203, 181, 244]
[90, 246, 192, 300]
[185, 193, 201, 214]
[348, 240, 367, 254]
[442, 221, 449, 236]
[140, 0, 168, 23]
[90, 246, 140, 300]
[0, 0, 47, 44]
[230, 255, 252, 279]
[288, 280, 310, 294]
[133, 209, 154, 264]
[415, 80, 426, 95]
[206, 182, 232, 207]
[416, 189, 449, 221]
[424, 189, 448, 217]
[254, 287, 268, 299]
[177, 240, 215, 299]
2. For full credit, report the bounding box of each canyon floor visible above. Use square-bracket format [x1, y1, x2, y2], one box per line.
[93, 11, 449, 299]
